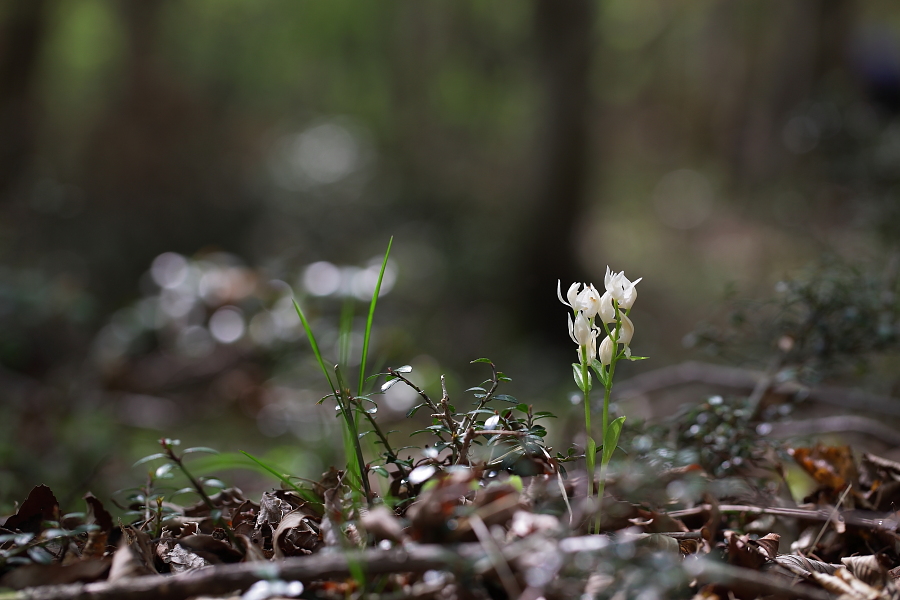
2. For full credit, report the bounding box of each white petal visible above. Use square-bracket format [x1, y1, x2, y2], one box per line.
[567, 282, 581, 308]
[557, 279, 569, 307]
[598, 291, 616, 323]
[598, 336, 614, 366]
[617, 313, 634, 345]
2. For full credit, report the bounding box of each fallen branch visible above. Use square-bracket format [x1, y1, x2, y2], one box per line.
[613, 361, 900, 417]
[12, 545, 480, 600]
[766, 416, 900, 447]
[667, 504, 900, 534]
[686, 558, 836, 600]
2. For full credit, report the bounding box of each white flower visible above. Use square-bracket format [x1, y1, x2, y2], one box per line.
[616, 313, 634, 345]
[557, 280, 581, 310]
[575, 284, 601, 319]
[598, 290, 616, 324]
[567, 312, 595, 347]
[598, 335, 614, 366]
[604, 267, 641, 310]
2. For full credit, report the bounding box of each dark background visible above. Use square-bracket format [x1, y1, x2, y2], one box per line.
[1, 0, 898, 511]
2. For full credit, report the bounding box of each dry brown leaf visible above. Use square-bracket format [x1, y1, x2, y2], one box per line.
[725, 531, 775, 570]
[178, 534, 244, 564]
[774, 554, 840, 576]
[360, 506, 405, 544]
[842, 554, 891, 588]
[0, 559, 110, 590]
[3, 485, 59, 534]
[752, 533, 780, 561]
[790, 445, 858, 500]
[272, 510, 323, 558]
[108, 527, 156, 581]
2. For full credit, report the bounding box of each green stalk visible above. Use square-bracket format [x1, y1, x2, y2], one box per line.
[581, 345, 595, 516]
[293, 299, 337, 396]
[595, 303, 625, 531]
[595, 357, 616, 527]
[334, 365, 371, 502]
[358, 236, 393, 397]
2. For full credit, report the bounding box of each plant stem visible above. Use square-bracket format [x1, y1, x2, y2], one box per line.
[595, 358, 616, 529]
[357, 397, 409, 479]
[596, 306, 621, 531]
[161, 441, 237, 545]
[335, 391, 372, 503]
[580, 345, 595, 533]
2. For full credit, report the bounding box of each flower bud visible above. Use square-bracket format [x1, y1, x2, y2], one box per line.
[598, 335, 614, 366]
[598, 291, 616, 324]
[568, 312, 594, 347]
[617, 313, 634, 345]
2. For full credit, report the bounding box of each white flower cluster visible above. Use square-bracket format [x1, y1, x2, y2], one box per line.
[558, 267, 641, 366]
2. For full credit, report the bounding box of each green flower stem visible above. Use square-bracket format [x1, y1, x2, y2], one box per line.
[581, 347, 593, 498]
[595, 353, 617, 528]
[596, 303, 622, 530]
[580, 344, 597, 534]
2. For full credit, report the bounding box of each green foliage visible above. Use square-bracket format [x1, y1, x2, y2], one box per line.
[689, 257, 900, 383]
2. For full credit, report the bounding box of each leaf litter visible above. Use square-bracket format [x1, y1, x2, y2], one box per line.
[3, 435, 900, 600]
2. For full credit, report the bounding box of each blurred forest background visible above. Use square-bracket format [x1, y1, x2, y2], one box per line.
[2, 0, 900, 512]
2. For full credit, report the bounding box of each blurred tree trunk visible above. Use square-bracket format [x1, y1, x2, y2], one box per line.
[702, 0, 856, 188]
[516, 0, 595, 344]
[0, 0, 45, 202]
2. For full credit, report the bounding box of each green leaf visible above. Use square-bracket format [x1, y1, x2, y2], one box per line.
[183, 447, 219, 455]
[585, 436, 597, 477]
[406, 403, 426, 418]
[41, 529, 70, 540]
[293, 298, 336, 393]
[359, 236, 393, 396]
[133, 453, 167, 467]
[602, 416, 626, 465]
[381, 377, 400, 392]
[494, 394, 517, 403]
[572, 363, 591, 392]
[338, 297, 354, 369]
[626, 355, 650, 361]
[590, 358, 609, 382]
[240, 451, 321, 505]
[334, 364, 349, 394]
[466, 408, 496, 417]
[470, 358, 492, 364]
[28, 546, 54, 565]
[370, 466, 389, 478]
[171, 487, 199, 498]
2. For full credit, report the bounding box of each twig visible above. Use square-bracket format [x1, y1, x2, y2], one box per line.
[767, 416, 900, 447]
[388, 369, 454, 450]
[456, 364, 503, 465]
[355, 397, 409, 479]
[613, 361, 900, 417]
[807, 485, 852, 555]
[667, 504, 900, 533]
[10, 535, 613, 600]
[12, 546, 473, 600]
[468, 514, 521, 599]
[685, 558, 835, 600]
